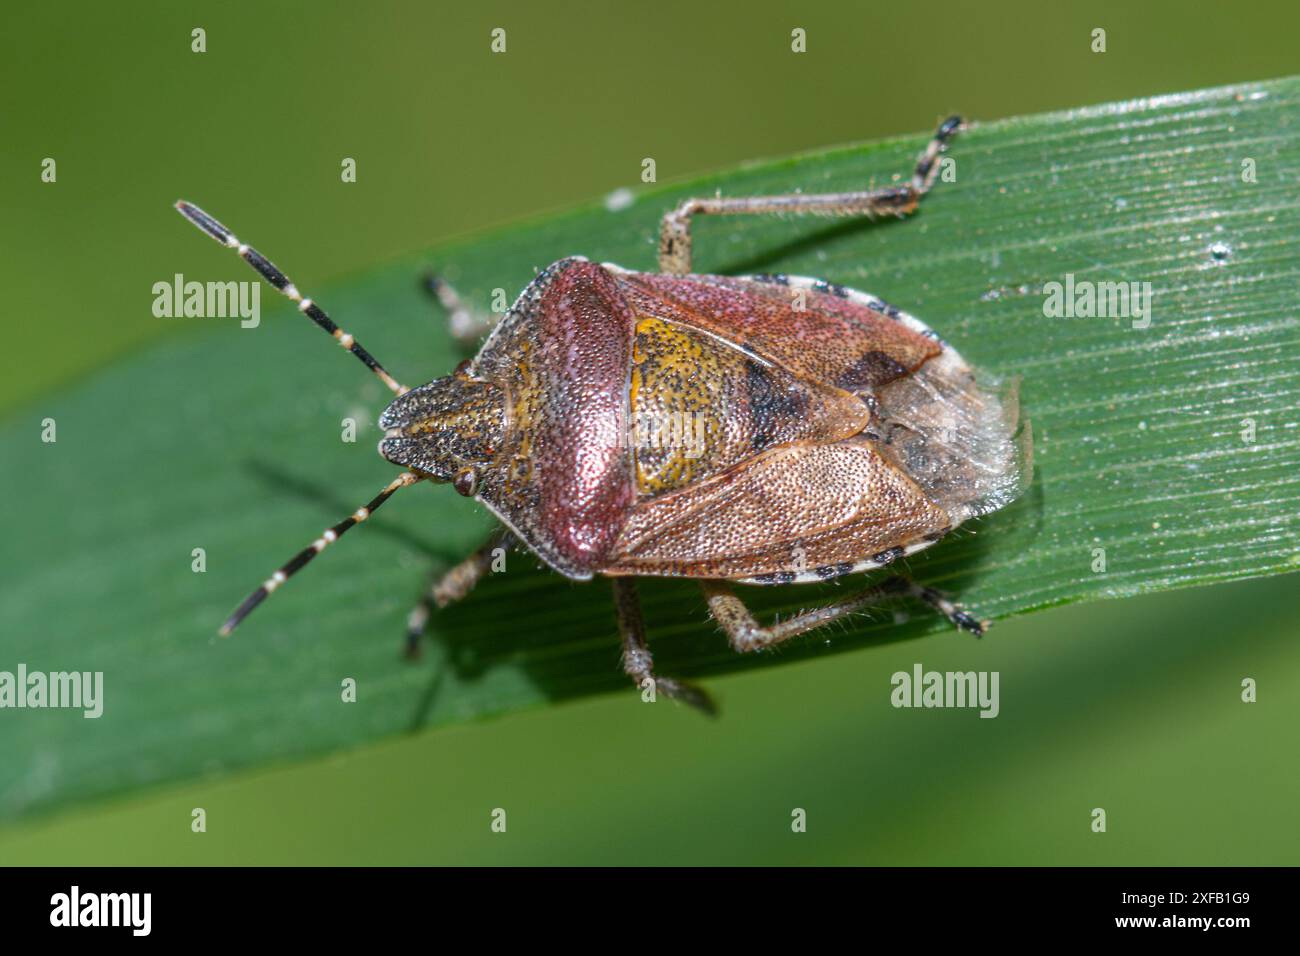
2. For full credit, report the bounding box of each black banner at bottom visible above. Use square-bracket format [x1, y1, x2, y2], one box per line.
[0, 866, 1280, 940]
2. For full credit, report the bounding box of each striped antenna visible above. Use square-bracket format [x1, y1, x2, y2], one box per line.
[175, 200, 409, 396]
[219, 471, 422, 636]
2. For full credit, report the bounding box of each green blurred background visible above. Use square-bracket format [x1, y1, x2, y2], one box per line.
[1, 1, 1296, 864]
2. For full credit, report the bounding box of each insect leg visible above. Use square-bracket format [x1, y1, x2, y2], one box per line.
[421, 274, 497, 346]
[175, 201, 409, 395]
[892, 578, 988, 637]
[701, 572, 984, 653]
[658, 115, 963, 274]
[404, 528, 514, 658]
[613, 579, 716, 715]
[219, 471, 422, 636]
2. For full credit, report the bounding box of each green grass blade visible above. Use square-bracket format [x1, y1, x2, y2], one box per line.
[2, 76, 1297, 821]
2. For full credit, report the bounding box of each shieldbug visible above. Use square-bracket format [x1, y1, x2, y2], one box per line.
[177, 115, 1030, 713]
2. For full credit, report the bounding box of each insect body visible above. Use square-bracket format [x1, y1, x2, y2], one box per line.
[177, 116, 1030, 713]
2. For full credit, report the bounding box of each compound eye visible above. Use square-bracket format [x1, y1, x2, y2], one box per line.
[452, 467, 478, 497]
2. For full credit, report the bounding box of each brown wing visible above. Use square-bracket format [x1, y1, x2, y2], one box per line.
[602, 438, 951, 580]
[612, 271, 942, 393]
[613, 267, 1032, 536]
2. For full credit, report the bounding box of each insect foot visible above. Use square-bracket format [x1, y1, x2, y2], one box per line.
[880, 577, 989, 637]
[703, 575, 989, 655]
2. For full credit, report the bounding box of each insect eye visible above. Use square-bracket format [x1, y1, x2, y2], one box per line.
[452, 467, 478, 497]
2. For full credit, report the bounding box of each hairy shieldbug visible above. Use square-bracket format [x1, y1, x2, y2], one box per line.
[176, 115, 1030, 713]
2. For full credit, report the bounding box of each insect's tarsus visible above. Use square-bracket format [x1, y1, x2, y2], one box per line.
[656, 114, 966, 274]
[218, 471, 422, 637]
[422, 272, 492, 344]
[911, 114, 964, 195]
[174, 200, 409, 396]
